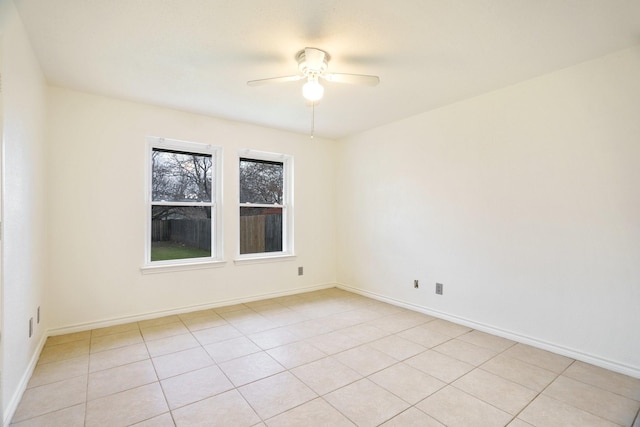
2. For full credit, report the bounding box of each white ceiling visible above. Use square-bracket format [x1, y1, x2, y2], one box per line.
[14, 0, 640, 139]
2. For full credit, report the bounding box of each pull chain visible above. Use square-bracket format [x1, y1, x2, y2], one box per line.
[310, 101, 315, 139]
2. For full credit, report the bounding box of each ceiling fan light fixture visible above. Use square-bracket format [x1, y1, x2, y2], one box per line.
[302, 77, 324, 101]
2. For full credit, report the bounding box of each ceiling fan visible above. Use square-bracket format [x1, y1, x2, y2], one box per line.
[247, 47, 380, 102]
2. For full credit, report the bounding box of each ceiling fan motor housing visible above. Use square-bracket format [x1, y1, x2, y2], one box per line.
[297, 48, 329, 77]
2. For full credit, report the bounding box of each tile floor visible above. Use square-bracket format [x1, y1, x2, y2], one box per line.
[10, 288, 640, 427]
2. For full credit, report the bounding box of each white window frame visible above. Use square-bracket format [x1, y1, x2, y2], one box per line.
[236, 149, 294, 263]
[142, 136, 224, 272]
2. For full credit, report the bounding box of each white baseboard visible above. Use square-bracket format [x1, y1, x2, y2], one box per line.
[48, 282, 337, 337]
[3, 334, 47, 427]
[337, 282, 640, 379]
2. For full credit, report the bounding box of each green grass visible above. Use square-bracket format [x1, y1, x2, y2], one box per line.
[151, 241, 210, 261]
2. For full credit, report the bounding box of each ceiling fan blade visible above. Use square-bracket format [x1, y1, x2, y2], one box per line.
[247, 75, 304, 86]
[322, 73, 380, 86]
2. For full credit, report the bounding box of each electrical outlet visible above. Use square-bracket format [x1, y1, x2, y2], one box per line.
[29, 317, 33, 338]
[414, 279, 419, 289]
[436, 283, 443, 295]
[298, 266, 304, 276]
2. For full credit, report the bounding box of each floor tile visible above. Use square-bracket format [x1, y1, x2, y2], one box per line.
[85, 383, 169, 427]
[266, 341, 327, 369]
[172, 389, 260, 427]
[239, 371, 317, 419]
[192, 324, 242, 345]
[457, 330, 515, 352]
[89, 342, 149, 372]
[88, 359, 157, 400]
[337, 323, 389, 343]
[12, 375, 87, 422]
[507, 420, 535, 427]
[218, 351, 285, 386]
[424, 319, 472, 338]
[37, 340, 90, 365]
[406, 350, 474, 383]
[324, 379, 410, 427]
[284, 319, 334, 339]
[139, 315, 181, 329]
[263, 310, 308, 327]
[15, 288, 640, 427]
[433, 338, 498, 366]
[145, 333, 200, 358]
[91, 321, 140, 338]
[141, 322, 190, 341]
[152, 347, 214, 380]
[360, 301, 403, 316]
[204, 336, 261, 363]
[519, 394, 619, 427]
[398, 325, 452, 348]
[481, 353, 558, 392]
[161, 365, 233, 409]
[564, 360, 640, 401]
[368, 334, 427, 360]
[27, 356, 89, 388]
[180, 312, 227, 331]
[369, 362, 446, 404]
[366, 311, 434, 333]
[218, 308, 261, 323]
[130, 412, 176, 426]
[502, 343, 574, 374]
[248, 327, 300, 350]
[380, 407, 445, 426]
[10, 403, 85, 427]
[45, 331, 91, 347]
[543, 375, 639, 426]
[334, 344, 398, 376]
[417, 386, 512, 427]
[453, 368, 537, 415]
[305, 331, 361, 354]
[291, 357, 362, 395]
[90, 329, 144, 353]
[250, 302, 289, 314]
[271, 295, 306, 307]
[322, 309, 377, 329]
[265, 398, 355, 426]
[233, 316, 279, 334]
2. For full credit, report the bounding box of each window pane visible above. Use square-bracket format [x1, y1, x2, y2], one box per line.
[239, 207, 282, 254]
[239, 158, 283, 204]
[151, 206, 211, 261]
[152, 149, 212, 202]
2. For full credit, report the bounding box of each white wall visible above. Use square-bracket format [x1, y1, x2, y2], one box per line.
[336, 46, 640, 377]
[0, 0, 49, 423]
[46, 87, 337, 330]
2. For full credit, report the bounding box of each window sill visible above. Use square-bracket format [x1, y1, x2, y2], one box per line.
[141, 259, 227, 274]
[233, 254, 296, 265]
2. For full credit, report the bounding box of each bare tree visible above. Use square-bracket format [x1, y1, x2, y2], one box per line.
[239, 158, 283, 204]
[152, 149, 213, 220]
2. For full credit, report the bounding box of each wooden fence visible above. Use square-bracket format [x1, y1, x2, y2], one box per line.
[152, 219, 211, 251]
[240, 214, 282, 254]
[153, 215, 282, 254]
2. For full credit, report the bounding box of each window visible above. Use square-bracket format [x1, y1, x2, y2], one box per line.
[238, 151, 293, 258]
[146, 138, 222, 266]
